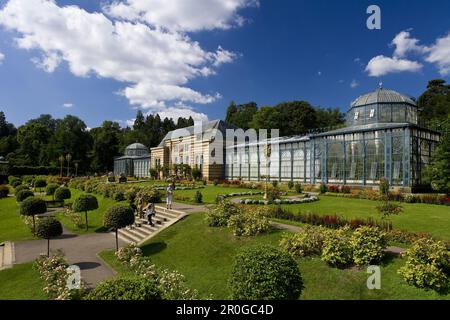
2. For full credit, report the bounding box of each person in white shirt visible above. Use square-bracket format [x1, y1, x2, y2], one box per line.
[166, 183, 174, 210]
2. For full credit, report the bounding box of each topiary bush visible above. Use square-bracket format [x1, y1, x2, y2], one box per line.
[228, 206, 270, 237]
[194, 191, 203, 203]
[36, 217, 63, 255]
[321, 227, 353, 268]
[45, 183, 60, 199]
[9, 176, 21, 186]
[0, 184, 10, 198]
[294, 183, 302, 194]
[72, 194, 99, 230]
[287, 181, 294, 189]
[15, 184, 30, 194]
[11, 180, 22, 189]
[229, 245, 303, 300]
[280, 226, 329, 257]
[207, 200, 240, 227]
[104, 205, 135, 251]
[33, 178, 47, 192]
[113, 191, 125, 202]
[16, 189, 34, 202]
[350, 226, 387, 266]
[398, 238, 450, 292]
[86, 276, 161, 300]
[54, 187, 71, 203]
[19, 197, 47, 234]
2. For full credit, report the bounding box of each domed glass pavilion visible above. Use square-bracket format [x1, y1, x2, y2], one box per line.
[225, 87, 441, 190]
[113, 143, 151, 177]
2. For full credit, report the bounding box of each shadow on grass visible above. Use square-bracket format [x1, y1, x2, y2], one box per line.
[95, 226, 109, 233]
[141, 241, 168, 256]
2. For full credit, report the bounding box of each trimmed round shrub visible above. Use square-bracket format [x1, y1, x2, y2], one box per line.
[15, 185, 30, 194]
[34, 178, 47, 191]
[86, 276, 161, 300]
[0, 184, 10, 198]
[321, 227, 353, 268]
[16, 189, 34, 202]
[36, 217, 63, 239]
[11, 180, 22, 188]
[280, 226, 329, 257]
[54, 187, 71, 202]
[350, 226, 387, 266]
[19, 197, 47, 233]
[45, 183, 60, 197]
[287, 181, 294, 189]
[229, 245, 303, 300]
[398, 238, 450, 292]
[104, 205, 135, 251]
[72, 194, 99, 230]
[294, 183, 302, 194]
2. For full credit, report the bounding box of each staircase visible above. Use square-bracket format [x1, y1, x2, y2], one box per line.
[0, 241, 14, 271]
[117, 206, 187, 245]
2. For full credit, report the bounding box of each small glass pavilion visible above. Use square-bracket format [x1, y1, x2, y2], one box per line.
[113, 143, 151, 177]
[225, 87, 441, 189]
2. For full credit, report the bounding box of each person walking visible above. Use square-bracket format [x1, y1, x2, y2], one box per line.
[166, 183, 174, 210]
[144, 202, 155, 226]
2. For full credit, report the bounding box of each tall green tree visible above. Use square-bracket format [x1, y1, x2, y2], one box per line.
[225, 102, 258, 130]
[16, 121, 52, 165]
[90, 121, 122, 173]
[418, 79, 450, 128]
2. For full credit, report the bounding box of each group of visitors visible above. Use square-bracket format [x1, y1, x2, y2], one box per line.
[133, 183, 175, 226]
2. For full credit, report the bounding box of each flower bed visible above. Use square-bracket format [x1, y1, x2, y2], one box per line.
[239, 195, 319, 205]
[216, 191, 264, 202]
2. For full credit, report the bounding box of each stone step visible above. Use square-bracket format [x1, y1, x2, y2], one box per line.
[0, 242, 14, 270]
[117, 231, 139, 244]
[117, 229, 142, 243]
[126, 226, 150, 238]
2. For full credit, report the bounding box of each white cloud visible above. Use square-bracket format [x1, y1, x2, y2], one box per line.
[0, 51, 4, 64]
[103, 0, 259, 32]
[0, 0, 246, 120]
[62, 103, 73, 108]
[392, 30, 426, 58]
[425, 32, 450, 75]
[365, 55, 422, 77]
[350, 79, 359, 88]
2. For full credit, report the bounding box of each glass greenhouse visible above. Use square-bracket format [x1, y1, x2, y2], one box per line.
[225, 87, 441, 189]
[113, 143, 151, 177]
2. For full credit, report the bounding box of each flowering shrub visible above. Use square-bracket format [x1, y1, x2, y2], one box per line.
[328, 185, 340, 193]
[228, 207, 270, 237]
[239, 195, 318, 205]
[115, 244, 199, 299]
[398, 238, 450, 292]
[340, 185, 351, 194]
[279, 226, 329, 257]
[321, 227, 353, 268]
[207, 200, 241, 227]
[350, 226, 387, 266]
[34, 250, 85, 300]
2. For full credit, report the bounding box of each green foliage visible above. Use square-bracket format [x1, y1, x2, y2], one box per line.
[54, 187, 71, 202]
[319, 183, 328, 194]
[33, 178, 47, 190]
[225, 101, 258, 130]
[287, 181, 294, 189]
[19, 197, 47, 216]
[194, 191, 203, 203]
[103, 205, 135, 230]
[36, 217, 63, 239]
[294, 183, 302, 194]
[271, 180, 278, 188]
[279, 226, 328, 257]
[0, 184, 9, 198]
[9, 176, 21, 186]
[135, 186, 161, 204]
[14, 185, 29, 194]
[350, 226, 387, 266]
[266, 186, 282, 201]
[229, 245, 303, 300]
[72, 194, 99, 213]
[321, 227, 353, 268]
[11, 180, 22, 188]
[376, 201, 403, 220]
[398, 238, 450, 292]
[45, 183, 59, 197]
[86, 276, 161, 300]
[207, 200, 240, 227]
[191, 167, 202, 181]
[228, 207, 270, 237]
[418, 79, 450, 125]
[16, 189, 34, 202]
[379, 177, 389, 197]
[113, 191, 125, 202]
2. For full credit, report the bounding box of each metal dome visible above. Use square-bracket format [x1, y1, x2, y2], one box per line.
[125, 143, 149, 157]
[351, 88, 416, 109]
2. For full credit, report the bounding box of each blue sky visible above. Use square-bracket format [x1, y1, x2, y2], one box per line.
[0, 0, 449, 129]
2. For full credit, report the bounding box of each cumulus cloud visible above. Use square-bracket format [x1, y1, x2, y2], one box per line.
[62, 103, 74, 108]
[366, 55, 422, 77]
[103, 0, 259, 32]
[392, 30, 426, 58]
[425, 32, 450, 75]
[0, 0, 247, 119]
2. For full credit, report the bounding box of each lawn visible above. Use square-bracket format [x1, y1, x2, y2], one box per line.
[100, 213, 450, 300]
[0, 263, 48, 300]
[0, 197, 35, 243]
[281, 195, 450, 240]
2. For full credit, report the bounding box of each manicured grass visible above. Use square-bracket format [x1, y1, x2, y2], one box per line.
[172, 185, 260, 204]
[281, 195, 450, 240]
[0, 263, 48, 300]
[100, 213, 450, 300]
[55, 188, 128, 234]
[0, 197, 35, 243]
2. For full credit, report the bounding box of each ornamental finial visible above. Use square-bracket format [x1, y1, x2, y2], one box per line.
[378, 81, 383, 89]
